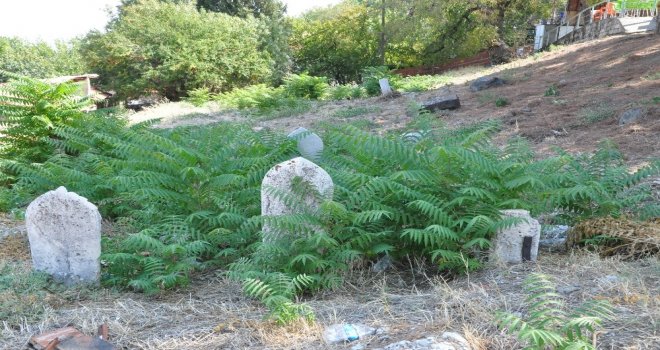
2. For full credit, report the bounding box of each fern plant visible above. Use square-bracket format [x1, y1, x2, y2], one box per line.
[0, 72, 90, 163]
[497, 273, 614, 350]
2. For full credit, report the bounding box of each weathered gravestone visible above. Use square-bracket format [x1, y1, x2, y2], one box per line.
[469, 76, 506, 92]
[261, 157, 333, 243]
[287, 127, 324, 161]
[491, 209, 540, 264]
[379, 78, 393, 96]
[26, 187, 102, 285]
[421, 94, 461, 112]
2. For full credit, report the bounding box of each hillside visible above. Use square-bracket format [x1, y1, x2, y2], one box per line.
[1, 33, 658, 350]
[135, 33, 659, 165]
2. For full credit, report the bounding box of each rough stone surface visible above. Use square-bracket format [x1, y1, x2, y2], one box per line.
[379, 78, 393, 96]
[469, 76, 506, 92]
[261, 157, 333, 242]
[287, 127, 324, 161]
[492, 210, 541, 264]
[618, 108, 645, 126]
[539, 225, 569, 251]
[376, 332, 471, 350]
[422, 94, 461, 112]
[25, 187, 102, 285]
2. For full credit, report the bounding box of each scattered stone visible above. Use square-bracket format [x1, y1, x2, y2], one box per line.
[376, 332, 471, 350]
[539, 225, 570, 251]
[25, 187, 102, 286]
[618, 108, 645, 126]
[422, 94, 461, 112]
[492, 210, 541, 264]
[351, 344, 366, 350]
[379, 78, 393, 96]
[469, 76, 506, 92]
[601, 275, 619, 283]
[261, 157, 333, 243]
[557, 285, 580, 295]
[287, 127, 324, 161]
[372, 255, 393, 273]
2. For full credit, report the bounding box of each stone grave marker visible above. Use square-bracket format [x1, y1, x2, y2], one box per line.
[492, 209, 540, 264]
[26, 187, 102, 285]
[261, 157, 333, 243]
[287, 127, 324, 162]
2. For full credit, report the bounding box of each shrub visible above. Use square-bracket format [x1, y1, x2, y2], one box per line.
[497, 273, 614, 350]
[580, 105, 614, 124]
[81, 0, 272, 101]
[282, 73, 328, 100]
[185, 88, 213, 107]
[0, 73, 91, 163]
[545, 85, 559, 97]
[324, 84, 365, 101]
[397, 74, 452, 92]
[0, 37, 87, 82]
[495, 97, 509, 107]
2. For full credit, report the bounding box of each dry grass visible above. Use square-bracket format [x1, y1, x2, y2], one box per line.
[1, 222, 658, 350]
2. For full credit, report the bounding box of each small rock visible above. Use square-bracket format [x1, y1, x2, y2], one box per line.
[602, 275, 619, 283]
[470, 76, 506, 92]
[539, 225, 570, 251]
[557, 285, 580, 295]
[352, 344, 366, 350]
[618, 108, 645, 126]
[402, 131, 424, 143]
[372, 255, 393, 273]
[422, 94, 461, 112]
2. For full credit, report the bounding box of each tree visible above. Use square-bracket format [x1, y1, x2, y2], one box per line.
[0, 37, 87, 82]
[290, 3, 379, 83]
[81, 0, 272, 100]
[196, 0, 286, 18]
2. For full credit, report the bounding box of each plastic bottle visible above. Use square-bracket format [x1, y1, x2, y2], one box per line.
[323, 323, 377, 344]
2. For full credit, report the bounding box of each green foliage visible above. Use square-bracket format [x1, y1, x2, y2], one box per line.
[546, 141, 660, 222]
[580, 105, 614, 124]
[324, 84, 366, 101]
[495, 97, 509, 107]
[0, 73, 91, 163]
[397, 74, 452, 93]
[282, 73, 328, 100]
[497, 273, 614, 350]
[0, 261, 53, 324]
[545, 85, 559, 97]
[185, 87, 213, 107]
[81, 0, 272, 101]
[0, 37, 87, 82]
[290, 3, 379, 83]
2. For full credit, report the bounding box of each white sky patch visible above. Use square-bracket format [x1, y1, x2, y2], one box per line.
[0, 0, 342, 44]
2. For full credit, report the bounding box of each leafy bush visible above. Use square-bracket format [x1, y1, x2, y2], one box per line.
[324, 84, 366, 100]
[362, 66, 401, 96]
[185, 88, 213, 107]
[0, 73, 91, 163]
[495, 97, 509, 107]
[81, 0, 272, 101]
[282, 73, 328, 100]
[0, 37, 87, 82]
[497, 273, 614, 350]
[580, 105, 614, 124]
[545, 85, 559, 97]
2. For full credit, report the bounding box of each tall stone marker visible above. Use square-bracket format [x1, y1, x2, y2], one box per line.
[287, 127, 324, 162]
[261, 157, 333, 243]
[26, 187, 102, 285]
[492, 209, 540, 264]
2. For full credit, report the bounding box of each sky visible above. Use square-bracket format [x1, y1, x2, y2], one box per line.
[0, 0, 342, 44]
